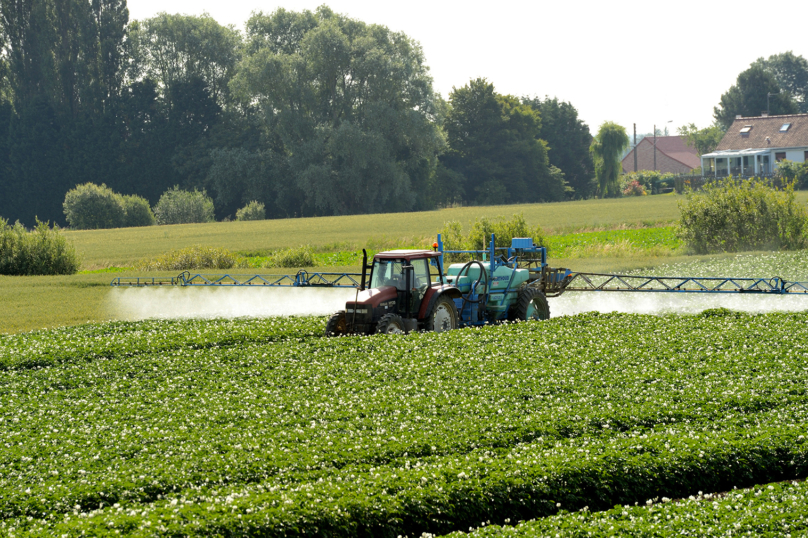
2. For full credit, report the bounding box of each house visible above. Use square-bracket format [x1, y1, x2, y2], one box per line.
[701, 113, 808, 176]
[622, 135, 700, 175]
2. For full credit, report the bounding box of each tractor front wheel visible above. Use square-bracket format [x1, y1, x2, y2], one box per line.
[325, 310, 349, 336]
[514, 288, 550, 321]
[376, 313, 406, 335]
[426, 295, 459, 333]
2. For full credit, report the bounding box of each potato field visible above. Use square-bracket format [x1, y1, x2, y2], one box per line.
[2, 308, 808, 536]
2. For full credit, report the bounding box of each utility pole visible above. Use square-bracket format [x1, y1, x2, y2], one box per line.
[633, 123, 637, 172]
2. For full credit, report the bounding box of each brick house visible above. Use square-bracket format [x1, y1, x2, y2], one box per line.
[621, 136, 700, 175]
[701, 113, 808, 176]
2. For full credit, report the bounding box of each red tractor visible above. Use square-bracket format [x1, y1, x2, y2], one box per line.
[326, 248, 462, 335]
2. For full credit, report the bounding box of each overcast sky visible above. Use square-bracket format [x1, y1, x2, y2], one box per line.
[128, 0, 808, 138]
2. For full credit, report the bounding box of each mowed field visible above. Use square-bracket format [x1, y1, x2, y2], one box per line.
[61, 194, 688, 268]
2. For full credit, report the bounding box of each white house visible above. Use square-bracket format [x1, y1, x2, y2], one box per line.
[701, 114, 808, 177]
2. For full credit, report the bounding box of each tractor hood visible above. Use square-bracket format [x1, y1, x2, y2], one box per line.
[350, 286, 397, 308]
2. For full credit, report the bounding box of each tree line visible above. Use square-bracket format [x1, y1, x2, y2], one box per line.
[0, 3, 595, 227]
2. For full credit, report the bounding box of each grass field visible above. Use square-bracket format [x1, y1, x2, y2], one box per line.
[4, 192, 808, 335]
[62, 194, 688, 269]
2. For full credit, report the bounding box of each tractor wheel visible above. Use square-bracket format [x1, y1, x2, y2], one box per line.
[426, 295, 459, 333]
[325, 310, 349, 336]
[514, 287, 550, 321]
[376, 313, 406, 335]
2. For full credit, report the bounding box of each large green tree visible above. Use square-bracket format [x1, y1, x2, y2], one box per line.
[714, 65, 799, 129]
[441, 79, 564, 206]
[231, 6, 442, 216]
[127, 13, 240, 110]
[752, 51, 808, 114]
[0, 0, 129, 225]
[522, 96, 594, 198]
[590, 121, 628, 198]
[677, 123, 725, 157]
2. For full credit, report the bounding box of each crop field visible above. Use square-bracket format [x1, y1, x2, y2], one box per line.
[446, 480, 808, 537]
[2, 310, 808, 536]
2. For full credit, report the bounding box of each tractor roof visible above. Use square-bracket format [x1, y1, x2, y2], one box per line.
[374, 250, 441, 261]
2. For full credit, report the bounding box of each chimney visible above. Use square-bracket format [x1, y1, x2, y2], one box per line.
[761, 112, 769, 117]
[735, 115, 742, 119]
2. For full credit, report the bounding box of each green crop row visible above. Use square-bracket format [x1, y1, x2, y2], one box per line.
[442, 479, 808, 537]
[2, 312, 808, 536]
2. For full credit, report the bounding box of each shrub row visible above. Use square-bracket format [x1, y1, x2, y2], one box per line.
[0, 218, 80, 275]
[63, 184, 266, 230]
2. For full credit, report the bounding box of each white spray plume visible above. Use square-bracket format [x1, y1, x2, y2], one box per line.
[110, 286, 357, 321]
[109, 287, 808, 323]
[551, 291, 808, 317]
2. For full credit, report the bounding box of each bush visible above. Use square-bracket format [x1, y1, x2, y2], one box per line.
[0, 218, 80, 275]
[621, 170, 675, 194]
[622, 179, 647, 196]
[236, 201, 266, 221]
[63, 183, 156, 229]
[269, 245, 315, 268]
[63, 183, 126, 229]
[775, 160, 808, 189]
[153, 186, 215, 225]
[439, 214, 546, 262]
[121, 195, 156, 227]
[135, 246, 248, 271]
[677, 178, 808, 254]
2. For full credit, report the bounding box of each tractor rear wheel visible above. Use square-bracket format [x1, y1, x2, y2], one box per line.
[325, 310, 349, 336]
[514, 288, 550, 321]
[376, 313, 406, 335]
[426, 295, 459, 333]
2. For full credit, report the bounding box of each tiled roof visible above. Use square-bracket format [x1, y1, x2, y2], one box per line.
[621, 136, 700, 170]
[647, 136, 701, 169]
[715, 114, 808, 151]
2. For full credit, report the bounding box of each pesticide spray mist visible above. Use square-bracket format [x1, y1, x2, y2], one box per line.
[110, 287, 358, 321]
[552, 291, 808, 317]
[110, 287, 808, 322]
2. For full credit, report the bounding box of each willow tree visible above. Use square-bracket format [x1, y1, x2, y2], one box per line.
[590, 121, 628, 198]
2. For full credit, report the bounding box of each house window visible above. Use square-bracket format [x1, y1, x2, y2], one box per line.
[780, 123, 792, 132]
[804, 150, 808, 163]
[740, 125, 752, 133]
[775, 152, 786, 162]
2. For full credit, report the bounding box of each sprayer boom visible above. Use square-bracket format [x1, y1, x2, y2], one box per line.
[562, 273, 808, 295]
[111, 271, 362, 288]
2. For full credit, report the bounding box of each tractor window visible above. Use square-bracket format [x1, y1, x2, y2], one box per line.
[412, 259, 431, 288]
[370, 259, 406, 290]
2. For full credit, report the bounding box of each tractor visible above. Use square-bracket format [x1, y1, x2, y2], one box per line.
[325, 235, 571, 335]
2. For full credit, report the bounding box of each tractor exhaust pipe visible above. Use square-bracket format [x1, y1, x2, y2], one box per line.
[360, 249, 369, 291]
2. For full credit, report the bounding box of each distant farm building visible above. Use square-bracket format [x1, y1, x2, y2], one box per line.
[622, 135, 700, 175]
[701, 113, 808, 176]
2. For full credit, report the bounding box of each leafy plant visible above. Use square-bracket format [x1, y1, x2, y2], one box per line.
[153, 186, 215, 225]
[0, 218, 80, 275]
[677, 177, 808, 253]
[235, 200, 266, 221]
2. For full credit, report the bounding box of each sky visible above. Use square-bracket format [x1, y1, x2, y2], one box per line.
[128, 0, 808, 138]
